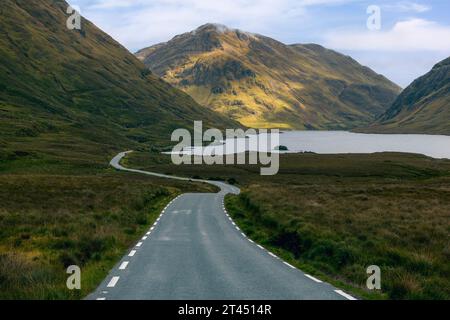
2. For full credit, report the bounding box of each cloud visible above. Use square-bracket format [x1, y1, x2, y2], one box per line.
[324, 19, 450, 52]
[382, 1, 431, 13]
[69, 0, 361, 50]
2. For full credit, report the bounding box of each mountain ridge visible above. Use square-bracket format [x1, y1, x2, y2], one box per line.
[360, 56, 450, 135]
[136, 23, 401, 129]
[0, 3, 237, 165]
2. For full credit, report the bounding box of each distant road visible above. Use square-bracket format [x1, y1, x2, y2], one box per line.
[88, 151, 354, 300]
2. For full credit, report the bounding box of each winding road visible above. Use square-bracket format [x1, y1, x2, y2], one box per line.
[87, 151, 355, 300]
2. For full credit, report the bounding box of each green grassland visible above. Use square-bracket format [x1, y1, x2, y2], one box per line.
[127, 151, 450, 300]
[0, 163, 216, 299]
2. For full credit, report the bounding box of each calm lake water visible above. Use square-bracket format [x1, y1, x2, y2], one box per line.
[169, 131, 450, 160]
[277, 131, 450, 159]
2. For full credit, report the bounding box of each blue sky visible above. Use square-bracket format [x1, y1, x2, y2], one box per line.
[68, 0, 450, 87]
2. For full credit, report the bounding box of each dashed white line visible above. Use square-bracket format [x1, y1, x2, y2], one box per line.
[96, 297, 106, 301]
[283, 262, 296, 269]
[150, 226, 155, 231]
[146, 232, 150, 235]
[128, 250, 136, 257]
[235, 226, 240, 231]
[241, 232, 246, 237]
[142, 236, 148, 240]
[231, 221, 236, 226]
[119, 261, 129, 270]
[334, 290, 357, 300]
[268, 252, 278, 259]
[248, 239, 254, 243]
[107, 276, 120, 288]
[136, 242, 143, 247]
[257, 244, 264, 250]
[305, 274, 323, 283]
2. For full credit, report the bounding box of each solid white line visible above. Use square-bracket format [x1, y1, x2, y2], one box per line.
[136, 242, 143, 247]
[128, 250, 136, 257]
[96, 298, 106, 301]
[283, 262, 295, 269]
[107, 276, 120, 288]
[334, 290, 357, 300]
[142, 236, 148, 240]
[305, 274, 323, 283]
[119, 261, 129, 270]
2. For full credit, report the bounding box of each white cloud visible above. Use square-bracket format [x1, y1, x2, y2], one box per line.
[69, 0, 361, 50]
[383, 1, 431, 13]
[325, 19, 450, 51]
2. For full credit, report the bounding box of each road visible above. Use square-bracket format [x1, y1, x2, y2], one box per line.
[87, 151, 355, 300]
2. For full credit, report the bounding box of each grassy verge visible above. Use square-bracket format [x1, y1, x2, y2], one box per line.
[127, 151, 450, 300]
[0, 160, 216, 299]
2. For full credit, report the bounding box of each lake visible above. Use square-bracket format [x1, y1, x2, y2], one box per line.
[168, 131, 450, 160]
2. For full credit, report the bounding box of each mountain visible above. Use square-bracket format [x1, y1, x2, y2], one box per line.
[0, 2, 236, 165]
[362, 57, 450, 135]
[136, 23, 401, 129]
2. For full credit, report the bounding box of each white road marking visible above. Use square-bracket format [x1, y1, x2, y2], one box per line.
[154, 221, 158, 226]
[248, 239, 254, 243]
[231, 221, 236, 226]
[102, 291, 108, 294]
[257, 244, 264, 250]
[305, 274, 323, 283]
[119, 261, 129, 270]
[241, 232, 246, 237]
[268, 252, 278, 258]
[142, 236, 147, 240]
[235, 226, 240, 231]
[107, 276, 120, 288]
[284, 262, 295, 269]
[335, 290, 357, 300]
[150, 226, 155, 231]
[128, 250, 136, 257]
[96, 298, 106, 301]
[136, 242, 143, 247]
[146, 232, 150, 235]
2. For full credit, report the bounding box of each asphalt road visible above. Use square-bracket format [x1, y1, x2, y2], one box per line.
[87, 151, 354, 300]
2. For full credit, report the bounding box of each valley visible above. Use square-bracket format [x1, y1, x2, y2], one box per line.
[0, 0, 448, 302]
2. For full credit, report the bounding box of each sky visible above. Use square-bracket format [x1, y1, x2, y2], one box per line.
[67, 0, 450, 87]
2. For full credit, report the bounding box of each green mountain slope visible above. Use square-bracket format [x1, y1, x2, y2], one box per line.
[363, 56, 450, 135]
[0, 1, 236, 167]
[136, 23, 401, 129]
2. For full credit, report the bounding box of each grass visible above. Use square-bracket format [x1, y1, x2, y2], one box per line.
[127, 151, 450, 300]
[0, 166, 216, 299]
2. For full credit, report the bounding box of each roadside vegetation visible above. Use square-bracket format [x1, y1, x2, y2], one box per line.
[128, 151, 450, 300]
[0, 154, 215, 299]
